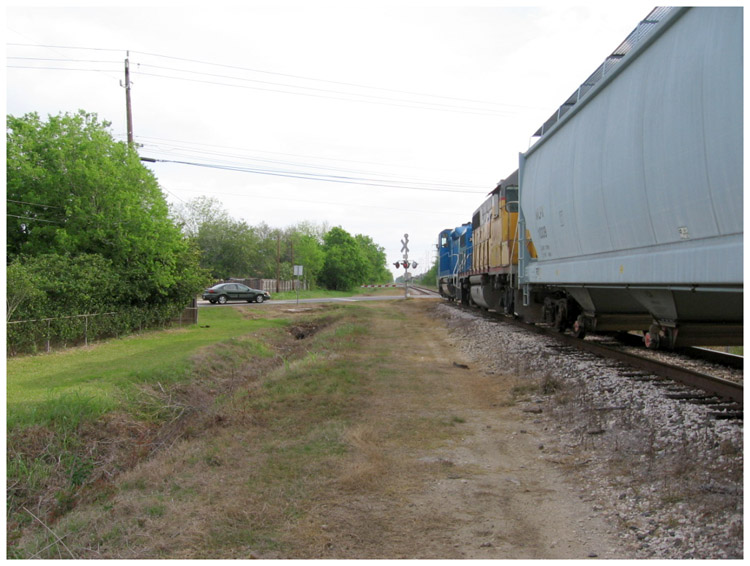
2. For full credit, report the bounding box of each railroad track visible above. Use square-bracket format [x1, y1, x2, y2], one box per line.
[452, 303, 743, 413]
[408, 285, 441, 297]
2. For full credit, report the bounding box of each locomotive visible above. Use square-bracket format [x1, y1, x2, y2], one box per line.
[438, 7, 743, 349]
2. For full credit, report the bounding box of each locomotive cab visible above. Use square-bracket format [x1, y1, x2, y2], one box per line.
[466, 171, 525, 313]
[437, 224, 472, 301]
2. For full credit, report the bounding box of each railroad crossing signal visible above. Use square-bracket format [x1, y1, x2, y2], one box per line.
[394, 233, 417, 299]
[401, 233, 409, 254]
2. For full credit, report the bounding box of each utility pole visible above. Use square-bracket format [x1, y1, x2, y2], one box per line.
[124, 52, 134, 145]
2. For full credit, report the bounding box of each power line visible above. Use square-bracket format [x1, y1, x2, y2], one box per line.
[134, 70, 508, 117]
[144, 157, 487, 194]
[134, 134, 477, 179]
[7, 42, 123, 52]
[163, 185, 460, 218]
[7, 199, 64, 209]
[136, 140, 486, 191]
[8, 42, 525, 116]
[130, 49, 519, 111]
[134, 62, 511, 116]
[8, 56, 120, 63]
[7, 214, 62, 224]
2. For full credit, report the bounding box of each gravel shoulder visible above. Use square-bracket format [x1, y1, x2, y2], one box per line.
[434, 301, 743, 559]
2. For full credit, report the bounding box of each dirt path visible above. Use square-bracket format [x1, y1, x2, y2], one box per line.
[15, 300, 638, 559]
[286, 300, 629, 559]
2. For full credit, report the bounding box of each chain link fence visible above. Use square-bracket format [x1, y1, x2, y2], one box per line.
[7, 299, 198, 356]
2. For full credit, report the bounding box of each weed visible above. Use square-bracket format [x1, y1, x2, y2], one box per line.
[146, 504, 166, 518]
[540, 372, 562, 395]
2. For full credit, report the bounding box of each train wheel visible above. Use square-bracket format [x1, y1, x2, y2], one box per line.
[573, 315, 587, 339]
[554, 304, 567, 333]
[644, 325, 661, 349]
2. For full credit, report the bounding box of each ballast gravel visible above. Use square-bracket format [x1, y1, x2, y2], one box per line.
[435, 303, 743, 560]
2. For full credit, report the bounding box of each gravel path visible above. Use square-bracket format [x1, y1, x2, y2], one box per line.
[435, 303, 743, 559]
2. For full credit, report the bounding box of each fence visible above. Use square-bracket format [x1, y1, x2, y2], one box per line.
[225, 278, 309, 293]
[7, 300, 198, 356]
[173, 297, 198, 325]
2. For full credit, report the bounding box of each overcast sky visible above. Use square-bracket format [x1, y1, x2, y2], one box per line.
[6, 1, 659, 279]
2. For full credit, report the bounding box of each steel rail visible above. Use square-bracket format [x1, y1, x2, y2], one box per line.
[453, 303, 743, 406]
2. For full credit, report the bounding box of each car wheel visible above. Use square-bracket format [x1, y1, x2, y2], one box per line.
[209, 299, 217, 304]
[218, 295, 228, 304]
[255, 295, 265, 303]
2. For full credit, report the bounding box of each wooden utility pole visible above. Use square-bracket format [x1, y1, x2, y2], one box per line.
[124, 52, 134, 145]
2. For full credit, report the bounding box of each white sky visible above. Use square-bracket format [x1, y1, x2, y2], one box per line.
[6, 1, 660, 279]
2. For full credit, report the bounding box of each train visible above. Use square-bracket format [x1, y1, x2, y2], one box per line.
[438, 7, 743, 350]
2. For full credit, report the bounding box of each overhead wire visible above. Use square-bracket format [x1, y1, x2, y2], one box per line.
[135, 138, 486, 191]
[133, 70, 508, 117]
[165, 184, 461, 218]
[134, 134, 480, 179]
[8, 42, 516, 116]
[146, 157, 487, 194]
[129, 49, 521, 111]
[9, 42, 498, 203]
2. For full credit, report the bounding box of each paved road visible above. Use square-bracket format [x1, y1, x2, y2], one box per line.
[197, 287, 439, 307]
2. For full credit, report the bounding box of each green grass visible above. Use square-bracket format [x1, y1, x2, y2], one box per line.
[7, 307, 287, 430]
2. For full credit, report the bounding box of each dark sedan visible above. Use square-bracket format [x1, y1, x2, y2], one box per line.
[202, 283, 271, 304]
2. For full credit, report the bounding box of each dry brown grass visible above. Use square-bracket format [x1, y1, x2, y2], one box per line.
[10, 300, 522, 559]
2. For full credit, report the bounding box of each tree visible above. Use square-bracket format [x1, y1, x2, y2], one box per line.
[6, 261, 44, 322]
[318, 227, 368, 291]
[170, 195, 228, 238]
[354, 234, 392, 284]
[195, 217, 260, 280]
[6, 111, 208, 308]
[287, 228, 325, 288]
[414, 259, 438, 288]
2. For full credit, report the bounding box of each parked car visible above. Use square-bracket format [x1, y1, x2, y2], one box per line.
[202, 283, 271, 304]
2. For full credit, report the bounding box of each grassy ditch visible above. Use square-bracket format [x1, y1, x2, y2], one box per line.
[7, 302, 383, 558]
[7, 307, 288, 428]
[7, 306, 291, 550]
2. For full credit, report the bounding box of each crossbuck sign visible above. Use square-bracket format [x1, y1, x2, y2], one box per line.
[401, 234, 409, 255]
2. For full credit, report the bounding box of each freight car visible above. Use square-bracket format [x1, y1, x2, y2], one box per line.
[439, 6, 743, 349]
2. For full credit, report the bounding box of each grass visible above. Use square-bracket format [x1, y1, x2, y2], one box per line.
[10, 304, 370, 556]
[6, 305, 294, 552]
[7, 307, 287, 430]
[8, 300, 482, 559]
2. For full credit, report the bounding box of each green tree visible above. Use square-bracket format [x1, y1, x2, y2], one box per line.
[415, 259, 438, 288]
[6, 260, 44, 322]
[354, 234, 392, 284]
[6, 110, 208, 307]
[195, 217, 260, 280]
[288, 228, 325, 288]
[318, 227, 368, 291]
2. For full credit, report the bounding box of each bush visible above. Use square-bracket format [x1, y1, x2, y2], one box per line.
[6, 254, 190, 355]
